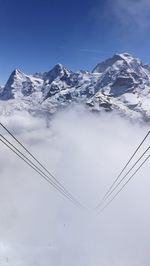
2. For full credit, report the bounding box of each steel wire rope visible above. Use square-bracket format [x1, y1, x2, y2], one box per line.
[99, 153, 150, 214]
[0, 136, 82, 208]
[0, 123, 83, 208]
[96, 130, 150, 209]
[97, 145, 150, 209]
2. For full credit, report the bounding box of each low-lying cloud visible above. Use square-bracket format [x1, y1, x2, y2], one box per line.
[0, 107, 150, 266]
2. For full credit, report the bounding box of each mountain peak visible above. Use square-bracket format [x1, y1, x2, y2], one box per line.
[115, 52, 132, 58]
[52, 63, 70, 74]
[92, 54, 123, 73]
[92, 52, 141, 73]
[54, 63, 65, 70]
[12, 68, 25, 77]
[5, 69, 25, 88]
[114, 53, 141, 65]
[44, 63, 71, 83]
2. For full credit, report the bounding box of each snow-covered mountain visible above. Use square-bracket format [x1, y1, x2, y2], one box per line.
[1, 53, 150, 121]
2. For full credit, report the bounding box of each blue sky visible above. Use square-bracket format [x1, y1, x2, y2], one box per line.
[0, 0, 150, 84]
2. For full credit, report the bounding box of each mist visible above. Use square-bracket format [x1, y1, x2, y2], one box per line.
[0, 107, 150, 266]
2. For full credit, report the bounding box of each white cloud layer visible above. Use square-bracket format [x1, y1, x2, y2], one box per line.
[0, 107, 150, 265]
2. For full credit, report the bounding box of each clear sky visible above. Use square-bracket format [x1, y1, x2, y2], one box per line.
[0, 0, 150, 84]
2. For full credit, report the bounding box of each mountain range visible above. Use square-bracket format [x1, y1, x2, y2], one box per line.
[0, 53, 150, 121]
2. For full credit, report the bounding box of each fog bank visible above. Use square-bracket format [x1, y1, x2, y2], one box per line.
[0, 107, 150, 266]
